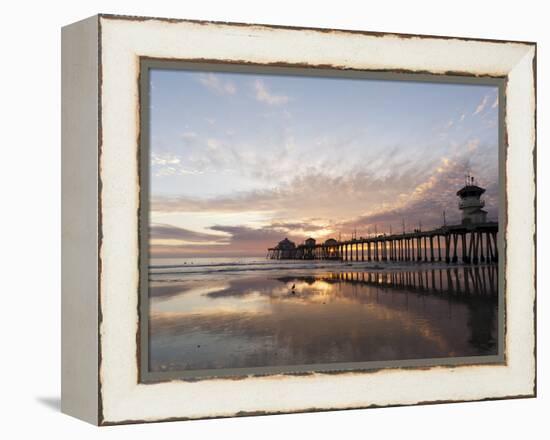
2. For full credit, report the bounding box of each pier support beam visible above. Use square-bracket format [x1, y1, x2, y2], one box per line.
[445, 234, 451, 263]
[479, 232, 485, 262]
[472, 233, 479, 264]
[452, 233, 458, 263]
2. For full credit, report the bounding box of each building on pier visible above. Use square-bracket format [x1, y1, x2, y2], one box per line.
[302, 237, 317, 259]
[267, 237, 297, 259]
[457, 176, 488, 225]
[323, 238, 340, 259]
[324, 238, 338, 246]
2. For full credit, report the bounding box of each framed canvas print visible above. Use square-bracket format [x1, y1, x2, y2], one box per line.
[61, 14, 536, 425]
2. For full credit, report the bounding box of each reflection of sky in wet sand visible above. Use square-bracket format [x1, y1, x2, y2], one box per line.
[149, 266, 498, 372]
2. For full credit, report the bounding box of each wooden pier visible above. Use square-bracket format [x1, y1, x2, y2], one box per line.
[267, 222, 498, 265]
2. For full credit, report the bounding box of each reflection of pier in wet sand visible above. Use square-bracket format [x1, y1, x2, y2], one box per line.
[315, 265, 498, 297]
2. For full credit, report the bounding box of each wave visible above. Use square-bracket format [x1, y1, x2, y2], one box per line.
[150, 260, 302, 270]
[150, 261, 347, 276]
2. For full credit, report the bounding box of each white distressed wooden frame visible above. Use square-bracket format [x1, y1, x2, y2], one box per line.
[61, 14, 536, 425]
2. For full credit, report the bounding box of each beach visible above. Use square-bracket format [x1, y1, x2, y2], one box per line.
[148, 258, 498, 372]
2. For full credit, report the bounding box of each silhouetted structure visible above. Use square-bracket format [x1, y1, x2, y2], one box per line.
[457, 175, 488, 225]
[267, 179, 498, 265]
[269, 238, 296, 259]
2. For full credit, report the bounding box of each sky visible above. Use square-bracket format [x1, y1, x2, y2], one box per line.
[148, 68, 499, 258]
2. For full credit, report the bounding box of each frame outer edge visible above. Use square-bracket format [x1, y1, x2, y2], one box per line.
[61, 14, 100, 425]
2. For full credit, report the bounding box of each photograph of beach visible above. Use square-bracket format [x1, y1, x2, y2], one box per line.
[146, 68, 500, 374]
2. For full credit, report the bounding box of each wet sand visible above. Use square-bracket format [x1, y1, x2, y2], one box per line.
[149, 264, 498, 372]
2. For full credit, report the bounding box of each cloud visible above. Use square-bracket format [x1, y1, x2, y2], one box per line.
[151, 147, 498, 257]
[151, 153, 183, 177]
[151, 223, 229, 244]
[150, 223, 305, 258]
[153, 122, 423, 189]
[151, 152, 180, 166]
[150, 224, 231, 258]
[150, 166, 429, 220]
[210, 225, 290, 243]
[491, 97, 498, 109]
[473, 95, 489, 115]
[197, 73, 236, 95]
[338, 153, 498, 235]
[151, 151, 203, 177]
[150, 134, 444, 218]
[150, 133, 498, 257]
[253, 79, 290, 105]
[269, 221, 328, 232]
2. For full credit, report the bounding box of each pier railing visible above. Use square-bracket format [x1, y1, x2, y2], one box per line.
[267, 222, 498, 265]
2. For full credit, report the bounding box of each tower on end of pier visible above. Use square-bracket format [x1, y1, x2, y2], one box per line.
[457, 175, 488, 225]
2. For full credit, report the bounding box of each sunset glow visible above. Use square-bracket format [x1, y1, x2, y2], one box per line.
[149, 69, 499, 258]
